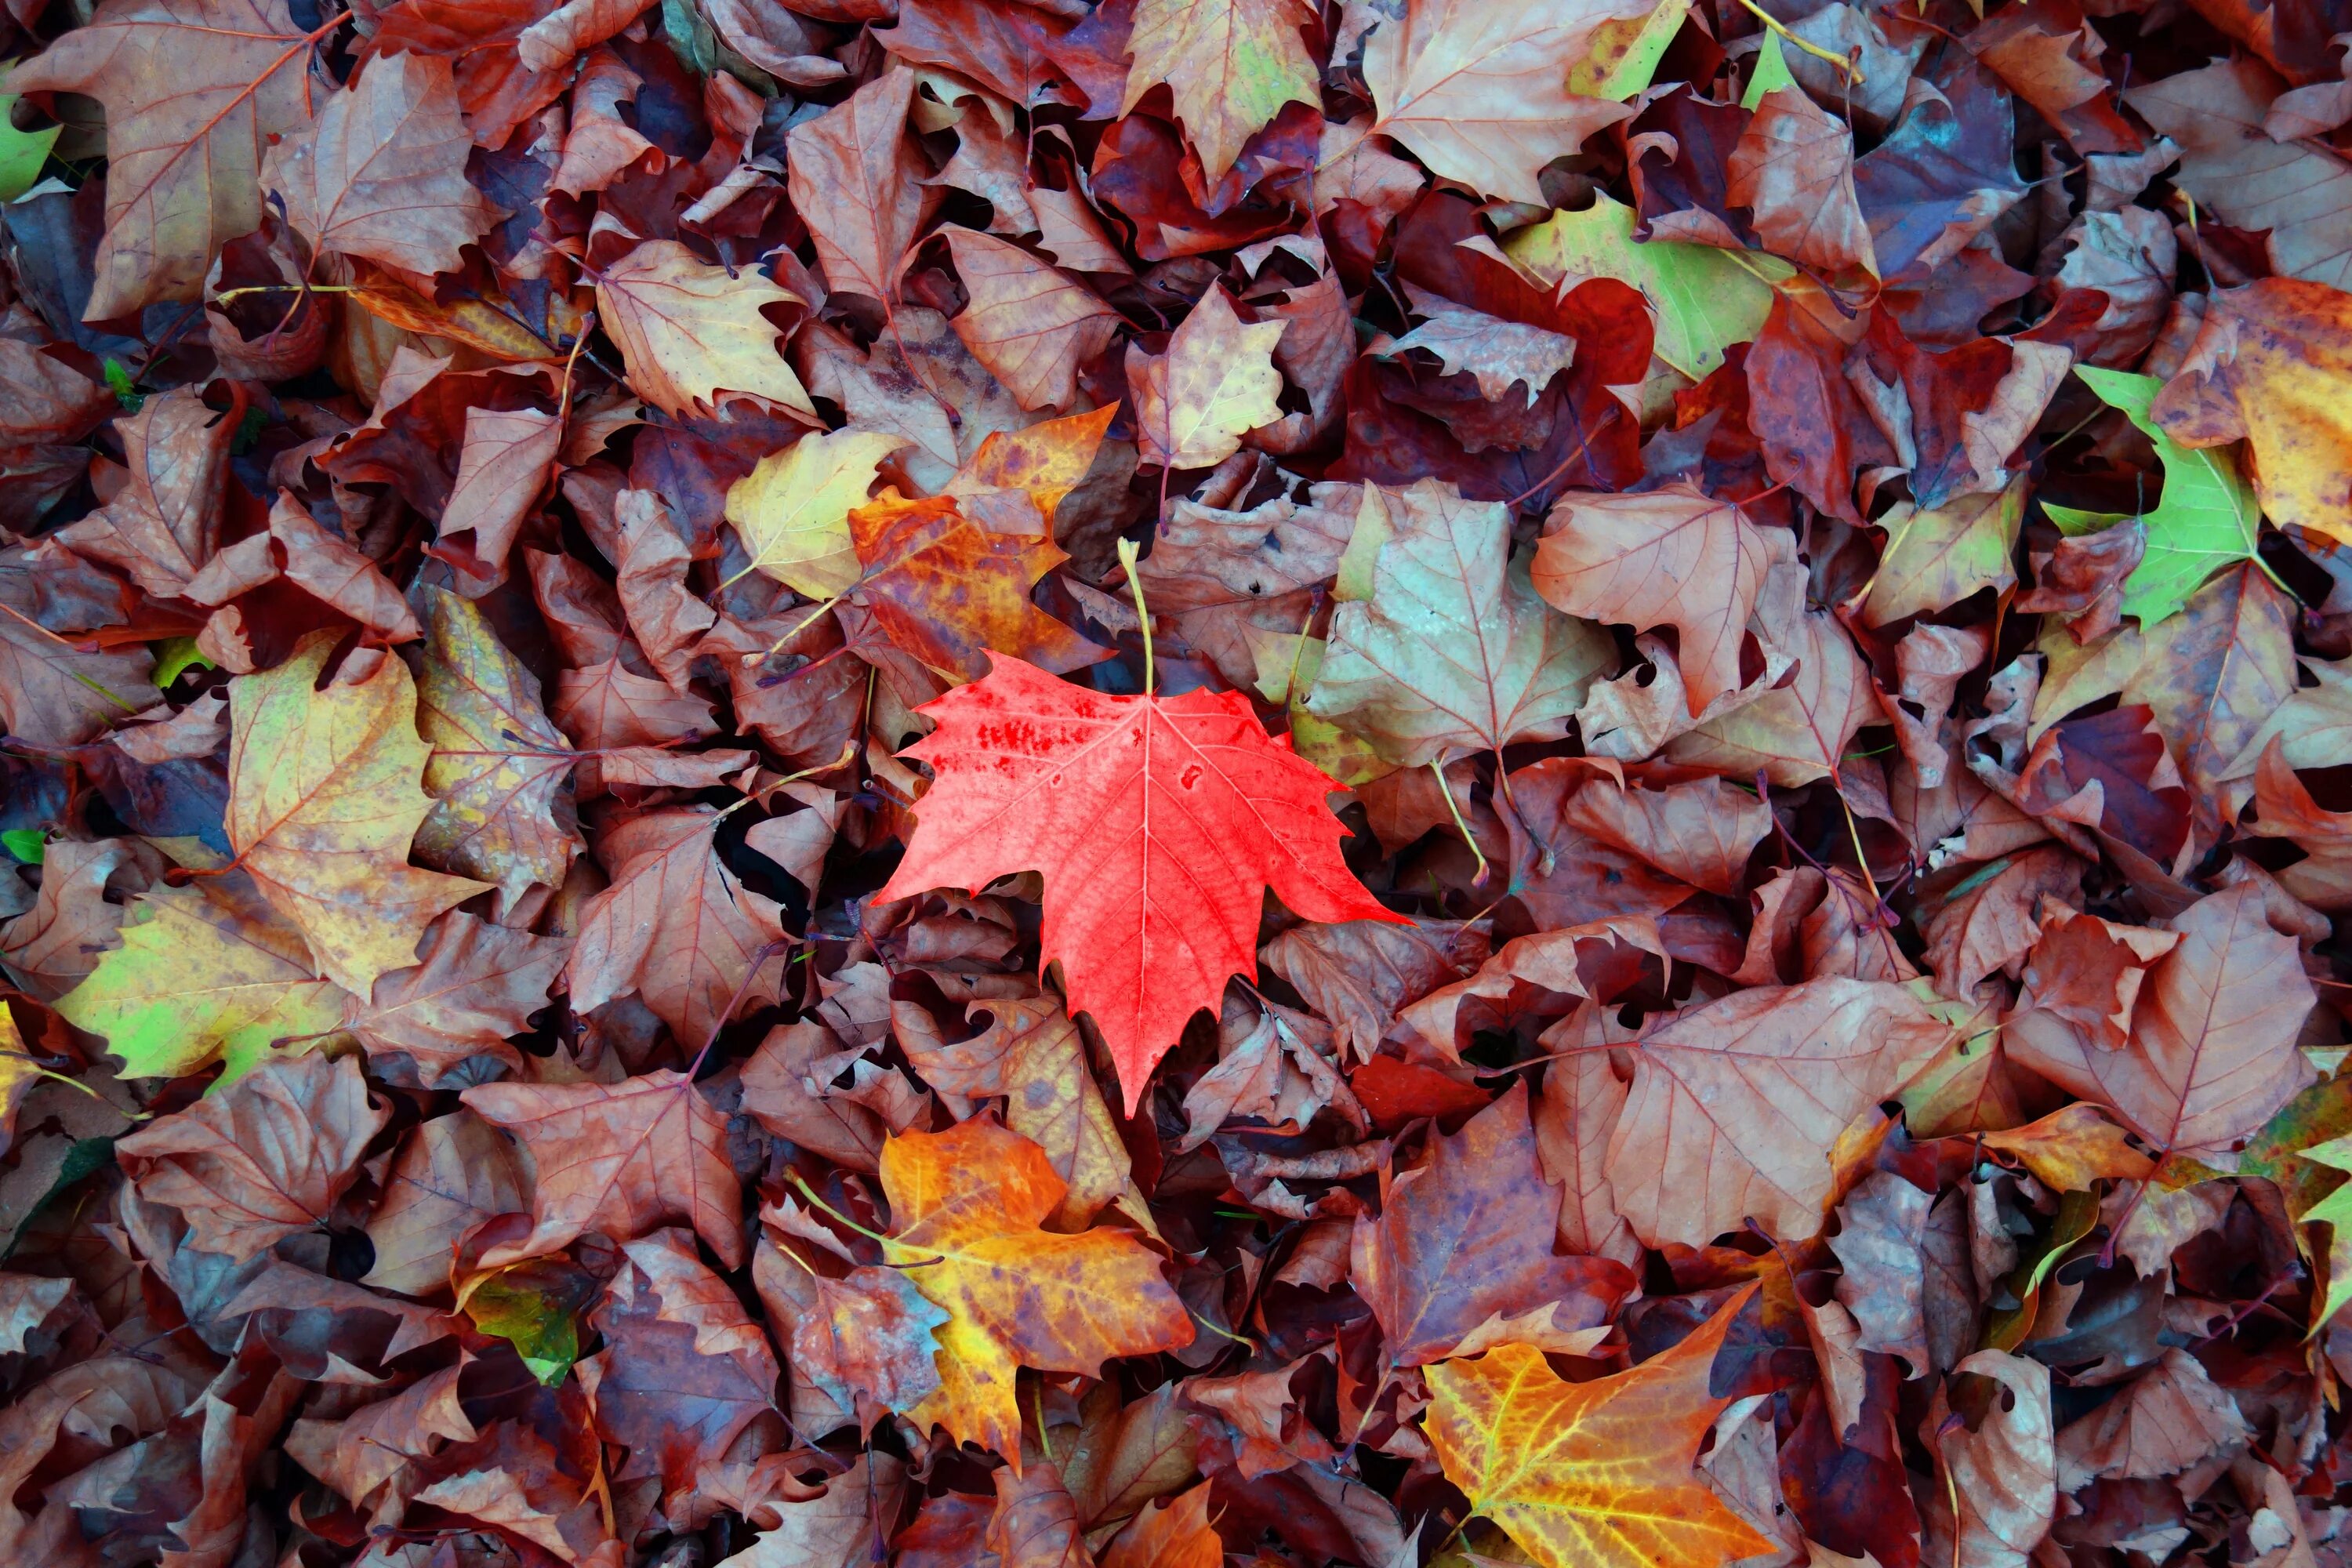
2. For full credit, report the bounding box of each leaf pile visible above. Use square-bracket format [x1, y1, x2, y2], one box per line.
[0, 0, 2350, 1564]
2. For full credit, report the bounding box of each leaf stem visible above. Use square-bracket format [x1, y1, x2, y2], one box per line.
[1730, 0, 1866, 82]
[1117, 537, 1155, 698]
[1432, 757, 1489, 886]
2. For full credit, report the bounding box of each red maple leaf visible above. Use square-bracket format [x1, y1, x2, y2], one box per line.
[881, 653, 1403, 1110]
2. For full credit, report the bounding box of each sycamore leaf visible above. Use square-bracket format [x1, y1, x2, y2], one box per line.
[13, 0, 319, 319]
[879, 1120, 1192, 1463]
[1534, 484, 1771, 717]
[845, 490, 1109, 680]
[565, 805, 787, 1047]
[55, 873, 349, 1080]
[1729, 86, 1877, 278]
[1304, 481, 1613, 767]
[1863, 478, 2025, 627]
[942, 227, 1121, 411]
[881, 653, 1403, 1112]
[1425, 1284, 1773, 1568]
[1351, 1083, 1634, 1366]
[413, 587, 582, 916]
[1506, 194, 1788, 380]
[265, 50, 497, 278]
[596, 241, 818, 421]
[114, 1051, 387, 1261]
[2060, 366, 2259, 627]
[463, 1069, 746, 1269]
[786, 67, 927, 307]
[1127, 286, 1287, 470]
[1606, 977, 1955, 1247]
[2004, 881, 2314, 1163]
[724, 429, 911, 600]
[1355, 0, 1653, 205]
[1122, 0, 1319, 181]
[2148, 277, 2352, 550]
[362, 1110, 532, 1296]
[340, 911, 568, 1088]
[227, 633, 489, 997]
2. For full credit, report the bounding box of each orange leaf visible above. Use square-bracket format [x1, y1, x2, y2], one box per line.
[878, 1119, 1194, 1463]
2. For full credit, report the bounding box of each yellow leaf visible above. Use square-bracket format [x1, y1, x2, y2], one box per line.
[879, 1119, 1193, 1464]
[724, 427, 912, 598]
[596, 240, 818, 421]
[1121, 0, 1320, 181]
[1128, 285, 1287, 470]
[227, 633, 489, 997]
[1426, 1284, 1773, 1568]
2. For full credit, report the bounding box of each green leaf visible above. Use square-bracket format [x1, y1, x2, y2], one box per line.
[54, 877, 348, 1082]
[2073, 365, 2263, 628]
[0, 829, 43, 864]
[101, 358, 143, 412]
[0, 63, 60, 204]
[152, 637, 213, 688]
[1566, 0, 1693, 100]
[1506, 194, 1790, 381]
[466, 1260, 592, 1384]
[2299, 1132, 2352, 1334]
[1740, 31, 1798, 111]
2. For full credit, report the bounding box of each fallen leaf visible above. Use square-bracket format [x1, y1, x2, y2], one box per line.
[596, 241, 817, 421]
[463, 1069, 746, 1269]
[1425, 1284, 1773, 1568]
[227, 633, 488, 996]
[266, 50, 496, 278]
[1305, 481, 1613, 766]
[884, 652, 1400, 1111]
[1127, 285, 1287, 470]
[878, 1119, 1194, 1461]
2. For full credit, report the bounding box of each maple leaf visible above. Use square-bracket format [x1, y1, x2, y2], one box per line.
[265, 50, 497, 278]
[1123, 0, 1319, 183]
[463, 1069, 746, 1269]
[340, 911, 567, 1087]
[1426, 1283, 1773, 1568]
[566, 804, 788, 1047]
[56, 871, 348, 1080]
[724, 428, 911, 599]
[2005, 882, 2315, 1163]
[1862, 480, 2026, 628]
[412, 588, 583, 916]
[1607, 977, 1955, 1247]
[787, 67, 928, 308]
[877, 1119, 1193, 1462]
[1127, 285, 1287, 471]
[942, 227, 1122, 411]
[114, 1051, 387, 1260]
[1355, 0, 1653, 205]
[2148, 278, 2352, 550]
[1534, 484, 1770, 717]
[1352, 1083, 1635, 1364]
[52, 386, 230, 600]
[844, 489, 1108, 680]
[225, 633, 489, 997]
[2045, 367, 2260, 627]
[13, 0, 322, 319]
[581, 1229, 779, 1506]
[1302, 481, 1613, 767]
[596, 241, 818, 421]
[362, 1110, 532, 1296]
[1508, 194, 1788, 380]
[1729, 87, 1878, 278]
[882, 653, 1401, 1111]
